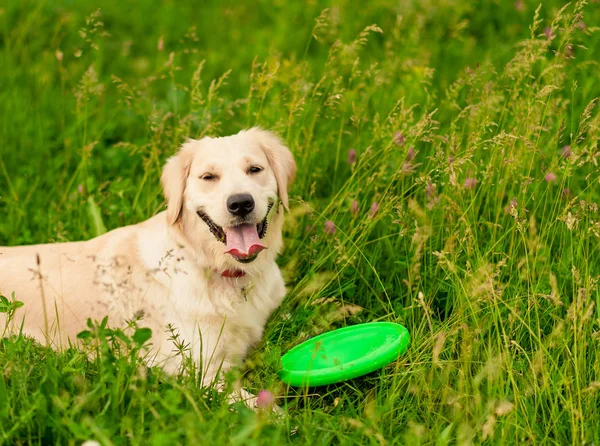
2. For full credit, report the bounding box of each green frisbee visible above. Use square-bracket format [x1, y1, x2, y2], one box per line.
[279, 322, 410, 387]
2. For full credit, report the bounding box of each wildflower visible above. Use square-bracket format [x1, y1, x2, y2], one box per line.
[463, 177, 477, 189]
[347, 149, 356, 164]
[545, 172, 557, 182]
[514, 0, 524, 12]
[324, 220, 336, 234]
[402, 162, 415, 174]
[566, 44, 574, 58]
[406, 146, 415, 161]
[561, 145, 571, 158]
[505, 197, 517, 215]
[350, 200, 359, 215]
[369, 202, 379, 218]
[426, 182, 439, 209]
[256, 390, 274, 409]
[426, 182, 436, 199]
[393, 131, 405, 146]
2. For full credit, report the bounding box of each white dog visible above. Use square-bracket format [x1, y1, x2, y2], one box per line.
[0, 127, 295, 393]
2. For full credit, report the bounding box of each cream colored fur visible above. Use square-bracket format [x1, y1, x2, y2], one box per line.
[0, 128, 296, 391]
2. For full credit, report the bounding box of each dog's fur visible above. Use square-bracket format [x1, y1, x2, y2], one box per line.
[0, 127, 295, 386]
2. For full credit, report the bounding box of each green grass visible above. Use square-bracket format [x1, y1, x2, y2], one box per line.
[1, 0, 600, 444]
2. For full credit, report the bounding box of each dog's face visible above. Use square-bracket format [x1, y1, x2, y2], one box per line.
[161, 128, 296, 265]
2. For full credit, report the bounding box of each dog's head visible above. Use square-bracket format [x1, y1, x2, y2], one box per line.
[161, 128, 296, 267]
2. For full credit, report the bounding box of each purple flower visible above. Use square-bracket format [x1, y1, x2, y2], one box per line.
[561, 145, 571, 158]
[347, 149, 357, 164]
[463, 177, 477, 189]
[369, 202, 379, 218]
[350, 200, 359, 215]
[324, 220, 336, 234]
[256, 390, 274, 409]
[406, 146, 415, 161]
[545, 172, 557, 182]
[393, 132, 405, 146]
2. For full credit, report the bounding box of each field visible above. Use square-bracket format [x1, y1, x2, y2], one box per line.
[1, 0, 600, 444]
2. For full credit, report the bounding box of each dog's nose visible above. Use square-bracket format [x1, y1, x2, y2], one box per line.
[227, 194, 255, 217]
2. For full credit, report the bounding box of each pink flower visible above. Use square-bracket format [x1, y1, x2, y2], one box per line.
[545, 172, 557, 182]
[393, 132, 405, 146]
[463, 178, 477, 189]
[256, 390, 274, 409]
[369, 202, 379, 218]
[324, 220, 336, 234]
[347, 149, 357, 164]
[561, 145, 571, 158]
[350, 200, 359, 215]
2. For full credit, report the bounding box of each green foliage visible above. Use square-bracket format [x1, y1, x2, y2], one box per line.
[1, 0, 599, 444]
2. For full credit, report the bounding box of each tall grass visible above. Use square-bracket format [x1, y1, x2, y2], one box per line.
[1, 0, 599, 444]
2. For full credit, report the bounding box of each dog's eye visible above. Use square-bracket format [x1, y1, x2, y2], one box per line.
[248, 166, 263, 174]
[200, 173, 218, 181]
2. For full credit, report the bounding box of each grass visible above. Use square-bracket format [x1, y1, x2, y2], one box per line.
[1, 0, 599, 444]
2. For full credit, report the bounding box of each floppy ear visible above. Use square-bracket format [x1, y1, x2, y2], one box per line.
[161, 141, 195, 225]
[247, 127, 296, 210]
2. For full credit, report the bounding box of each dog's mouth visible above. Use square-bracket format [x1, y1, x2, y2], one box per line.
[197, 203, 273, 263]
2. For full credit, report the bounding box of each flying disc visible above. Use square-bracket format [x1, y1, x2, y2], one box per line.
[279, 322, 410, 387]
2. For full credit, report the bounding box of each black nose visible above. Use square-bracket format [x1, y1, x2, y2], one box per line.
[227, 193, 255, 217]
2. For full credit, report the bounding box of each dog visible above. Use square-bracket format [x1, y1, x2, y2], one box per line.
[0, 127, 295, 401]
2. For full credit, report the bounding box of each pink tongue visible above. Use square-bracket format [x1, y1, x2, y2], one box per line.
[224, 224, 267, 258]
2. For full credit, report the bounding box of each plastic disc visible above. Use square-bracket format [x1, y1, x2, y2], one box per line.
[279, 322, 410, 387]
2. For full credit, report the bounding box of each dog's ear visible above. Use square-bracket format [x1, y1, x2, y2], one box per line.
[247, 127, 296, 210]
[161, 141, 195, 225]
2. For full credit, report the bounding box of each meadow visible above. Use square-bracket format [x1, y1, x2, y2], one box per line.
[1, 0, 599, 444]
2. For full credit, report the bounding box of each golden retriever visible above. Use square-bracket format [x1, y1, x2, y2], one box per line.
[0, 127, 295, 401]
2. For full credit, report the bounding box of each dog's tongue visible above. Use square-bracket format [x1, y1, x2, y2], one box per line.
[224, 224, 266, 258]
